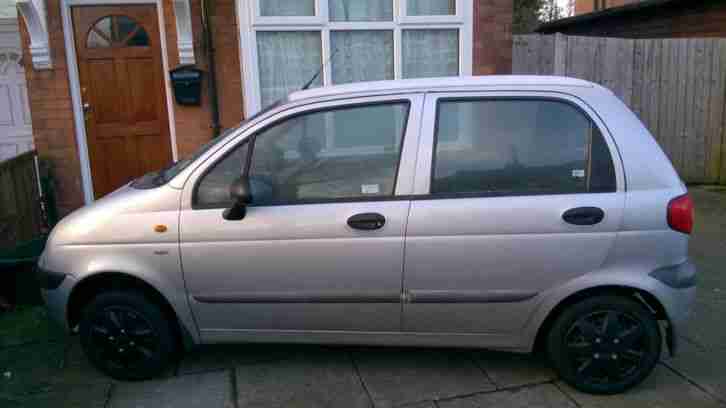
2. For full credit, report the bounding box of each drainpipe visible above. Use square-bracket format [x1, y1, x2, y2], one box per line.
[200, 0, 221, 138]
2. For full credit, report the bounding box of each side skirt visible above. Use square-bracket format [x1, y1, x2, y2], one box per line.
[199, 328, 530, 353]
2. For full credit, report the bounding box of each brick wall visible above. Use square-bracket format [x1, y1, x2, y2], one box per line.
[18, 0, 84, 216]
[575, 0, 640, 15]
[542, 1, 726, 38]
[474, 0, 513, 74]
[575, 0, 595, 15]
[162, 0, 243, 159]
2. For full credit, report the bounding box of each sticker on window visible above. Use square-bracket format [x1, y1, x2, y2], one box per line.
[361, 184, 380, 195]
[572, 169, 586, 179]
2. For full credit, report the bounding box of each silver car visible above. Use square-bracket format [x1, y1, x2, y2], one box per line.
[37, 76, 695, 394]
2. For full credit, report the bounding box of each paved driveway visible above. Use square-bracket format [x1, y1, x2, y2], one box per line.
[2, 186, 726, 408]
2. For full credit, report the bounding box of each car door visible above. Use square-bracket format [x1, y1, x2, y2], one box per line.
[179, 94, 423, 339]
[402, 92, 625, 337]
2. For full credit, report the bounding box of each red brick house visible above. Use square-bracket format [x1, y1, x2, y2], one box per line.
[574, 0, 640, 15]
[541, 0, 726, 38]
[14, 0, 512, 214]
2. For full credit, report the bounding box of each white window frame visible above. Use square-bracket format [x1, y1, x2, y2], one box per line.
[238, 0, 473, 117]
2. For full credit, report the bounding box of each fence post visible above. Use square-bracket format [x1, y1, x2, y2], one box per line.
[554, 33, 567, 76]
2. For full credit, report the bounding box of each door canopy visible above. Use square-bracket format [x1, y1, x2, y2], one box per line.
[16, 0, 51, 69]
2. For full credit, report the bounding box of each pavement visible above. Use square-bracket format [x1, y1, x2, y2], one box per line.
[2, 185, 726, 408]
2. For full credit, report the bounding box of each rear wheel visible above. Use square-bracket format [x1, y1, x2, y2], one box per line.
[79, 291, 177, 380]
[546, 295, 661, 394]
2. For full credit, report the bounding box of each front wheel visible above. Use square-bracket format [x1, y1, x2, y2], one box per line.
[79, 291, 178, 380]
[546, 295, 662, 394]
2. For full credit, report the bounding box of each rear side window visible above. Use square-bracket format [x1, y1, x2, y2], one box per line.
[431, 99, 616, 196]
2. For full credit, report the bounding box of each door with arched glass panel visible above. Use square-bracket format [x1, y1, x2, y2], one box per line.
[72, 5, 172, 198]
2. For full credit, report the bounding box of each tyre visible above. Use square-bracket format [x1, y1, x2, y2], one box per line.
[79, 291, 178, 380]
[546, 295, 661, 395]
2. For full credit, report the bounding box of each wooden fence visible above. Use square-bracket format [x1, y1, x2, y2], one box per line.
[513, 34, 726, 184]
[0, 151, 43, 251]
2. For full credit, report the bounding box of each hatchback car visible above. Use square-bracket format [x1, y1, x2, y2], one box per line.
[37, 76, 695, 394]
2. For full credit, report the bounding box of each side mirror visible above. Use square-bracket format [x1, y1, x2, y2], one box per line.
[223, 176, 252, 221]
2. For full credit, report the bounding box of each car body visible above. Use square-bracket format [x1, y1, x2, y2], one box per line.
[37, 76, 696, 393]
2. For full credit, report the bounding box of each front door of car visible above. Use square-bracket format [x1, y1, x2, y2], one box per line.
[402, 93, 625, 339]
[179, 95, 423, 338]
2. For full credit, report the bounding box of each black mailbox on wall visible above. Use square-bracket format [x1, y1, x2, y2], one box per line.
[170, 66, 203, 106]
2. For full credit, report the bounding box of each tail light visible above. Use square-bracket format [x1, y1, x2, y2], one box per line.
[667, 194, 694, 234]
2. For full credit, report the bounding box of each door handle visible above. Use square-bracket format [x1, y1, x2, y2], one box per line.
[562, 207, 605, 226]
[347, 213, 386, 230]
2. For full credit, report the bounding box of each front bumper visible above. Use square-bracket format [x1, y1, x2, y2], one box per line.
[40, 272, 76, 333]
[35, 265, 67, 290]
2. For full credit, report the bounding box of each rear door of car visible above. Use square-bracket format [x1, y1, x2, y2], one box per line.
[402, 91, 626, 338]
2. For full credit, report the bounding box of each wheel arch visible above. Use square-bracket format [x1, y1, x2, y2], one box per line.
[67, 272, 195, 351]
[532, 284, 671, 356]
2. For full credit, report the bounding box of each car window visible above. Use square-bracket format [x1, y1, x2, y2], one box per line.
[431, 99, 616, 196]
[248, 102, 409, 205]
[194, 142, 249, 208]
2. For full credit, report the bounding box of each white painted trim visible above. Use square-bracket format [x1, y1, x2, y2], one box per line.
[239, 9, 261, 115]
[0, 18, 20, 33]
[460, 0, 473, 76]
[15, 0, 52, 69]
[157, 0, 179, 162]
[328, 21, 396, 30]
[171, 0, 195, 64]
[237, 0, 474, 117]
[60, 3, 93, 203]
[60, 0, 178, 204]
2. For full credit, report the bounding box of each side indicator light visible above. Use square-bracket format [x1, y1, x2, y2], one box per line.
[154, 225, 168, 233]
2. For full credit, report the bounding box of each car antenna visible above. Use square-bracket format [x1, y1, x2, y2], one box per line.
[301, 49, 339, 90]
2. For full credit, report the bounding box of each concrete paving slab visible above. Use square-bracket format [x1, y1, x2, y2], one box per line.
[353, 348, 495, 408]
[235, 350, 371, 408]
[472, 351, 556, 389]
[403, 402, 437, 408]
[1, 383, 111, 408]
[59, 340, 118, 385]
[557, 364, 723, 408]
[179, 343, 320, 375]
[109, 370, 232, 408]
[663, 341, 726, 403]
[437, 384, 576, 408]
[682, 300, 726, 351]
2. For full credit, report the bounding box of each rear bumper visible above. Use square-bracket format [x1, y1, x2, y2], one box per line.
[650, 260, 697, 356]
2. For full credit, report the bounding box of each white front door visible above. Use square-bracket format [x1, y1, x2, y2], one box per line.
[0, 18, 33, 161]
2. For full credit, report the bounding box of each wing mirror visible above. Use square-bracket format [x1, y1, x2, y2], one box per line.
[223, 176, 252, 221]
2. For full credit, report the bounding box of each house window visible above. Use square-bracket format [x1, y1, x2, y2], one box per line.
[86, 15, 150, 48]
[240, 0, 473, 114]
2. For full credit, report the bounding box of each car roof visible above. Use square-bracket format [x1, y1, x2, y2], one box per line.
[287, 75, 595, 102]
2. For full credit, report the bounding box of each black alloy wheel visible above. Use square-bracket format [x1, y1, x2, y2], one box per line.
[80, 291, 177, 380]
[547, 295, 661, 394]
